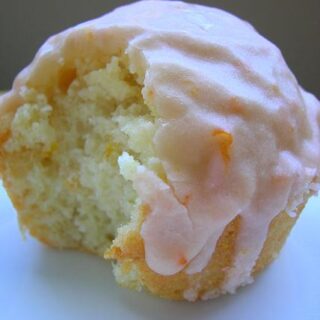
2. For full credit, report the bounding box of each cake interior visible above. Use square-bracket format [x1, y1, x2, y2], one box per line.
[2, 56, 163, 255]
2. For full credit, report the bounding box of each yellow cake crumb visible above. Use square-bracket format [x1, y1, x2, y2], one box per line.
[2, 56, 157, 254]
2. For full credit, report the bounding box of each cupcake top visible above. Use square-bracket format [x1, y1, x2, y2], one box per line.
[1, 1, 320, 293]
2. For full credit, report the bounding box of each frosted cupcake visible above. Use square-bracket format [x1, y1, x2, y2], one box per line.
[0, 1, 319, 301]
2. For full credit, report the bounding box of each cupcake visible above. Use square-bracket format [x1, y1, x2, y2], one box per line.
[0, 1, 319, 301]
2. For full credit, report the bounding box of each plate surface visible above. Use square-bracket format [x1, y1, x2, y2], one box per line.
[1, 182, 320, 320]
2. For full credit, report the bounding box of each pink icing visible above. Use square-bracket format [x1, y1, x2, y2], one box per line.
[1, 1, 319, 293]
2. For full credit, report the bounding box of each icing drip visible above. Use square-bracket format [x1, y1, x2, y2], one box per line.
[224, 152, 301, 292]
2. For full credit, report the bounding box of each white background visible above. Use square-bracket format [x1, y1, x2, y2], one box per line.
[1, 182, 320, 320]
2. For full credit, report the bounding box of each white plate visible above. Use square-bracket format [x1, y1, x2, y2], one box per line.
[1, 182, 320, 320]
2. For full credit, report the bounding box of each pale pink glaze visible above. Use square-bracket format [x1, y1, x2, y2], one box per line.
[1, 1, 319, 293]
